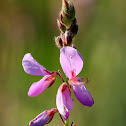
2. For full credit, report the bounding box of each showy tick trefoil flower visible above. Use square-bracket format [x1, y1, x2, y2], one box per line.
[56, 82, 73, 120]
[60, 46, 94, 107]
[29, 108, 57, 126]
[22, 53, 57, 97]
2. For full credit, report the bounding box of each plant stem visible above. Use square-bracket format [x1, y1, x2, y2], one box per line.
[64, 119, 69, 126]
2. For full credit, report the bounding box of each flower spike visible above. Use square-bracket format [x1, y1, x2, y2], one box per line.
[22, 0, 94, 125]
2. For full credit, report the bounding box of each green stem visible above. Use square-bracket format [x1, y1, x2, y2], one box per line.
[64, 119, 69, 126]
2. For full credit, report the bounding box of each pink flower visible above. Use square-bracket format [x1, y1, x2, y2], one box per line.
[22, 53, 57, 97]
[29, 108, 57, 126]
[56, 82, 73, 120]
[73, 84, 94, 106]
[60, 46, 83, 79]
[60, 46, 94, 107]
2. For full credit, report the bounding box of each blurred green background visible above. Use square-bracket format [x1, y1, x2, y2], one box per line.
[0, 0, 126, 126]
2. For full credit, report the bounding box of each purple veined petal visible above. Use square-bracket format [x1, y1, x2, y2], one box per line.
[22, 53, 51, 75]
[29, 108, 57, 126]
[56, 83, 73, 116]
[28, 73, 57, 97]
[73, 85, 94, 107]
[60, 46, 83, 79]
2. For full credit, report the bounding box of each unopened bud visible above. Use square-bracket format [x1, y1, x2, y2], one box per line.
[57, 19, 66, 33]
[61, 0, 75, 28]
[67, 0, 75, 20]
[62, 0, 69, 14]
[64, 30, 72, 46]
[62, 0, 75, 19]
[55, 36, 63, 48]
[60, 12, 71, 28]
[60, 32, 65, 42]
[69, 19, 78, 37]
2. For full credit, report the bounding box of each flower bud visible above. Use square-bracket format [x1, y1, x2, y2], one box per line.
[60, 32, 72, 46]
[57, 19, 66, 33]
[55, 36, 63, 48]
[69, 19, 78, 37]
[64, 30, 72, 46]
[61, 0, 75, 28]
[62, 0, 75, 19]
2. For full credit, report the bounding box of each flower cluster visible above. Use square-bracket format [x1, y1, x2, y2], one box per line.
[22, 0, 94, 126]
[22, 46, 94, 125]
[55, 0, 78, 48]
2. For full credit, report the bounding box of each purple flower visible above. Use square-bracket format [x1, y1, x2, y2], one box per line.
[56, 82, 73, 119]
[22, 53, 57, 97]
[60, 46, 83, 79]
[73, 85, 94, 106]
[29, 108, 57, 126]
[60, 46, 94, 107]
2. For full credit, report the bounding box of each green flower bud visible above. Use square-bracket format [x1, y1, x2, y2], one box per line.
[69, 18, 78, 38]
[61, 0, 75, 28]
[55, 36, 63, 48]
[57, 19, 66, 33]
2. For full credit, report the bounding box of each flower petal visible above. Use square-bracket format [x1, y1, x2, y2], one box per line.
[28, 74, 56, 97]
[64, 111, 69, 120]
[60, 46, 83, 79]
[56, 83, 73, 116]
[73, 85, 94, 107]
[22, 53, 51, 75]
[29, 108, 57, 126]
[74, 77, 83, 82]
[56, 87, 65, 115]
